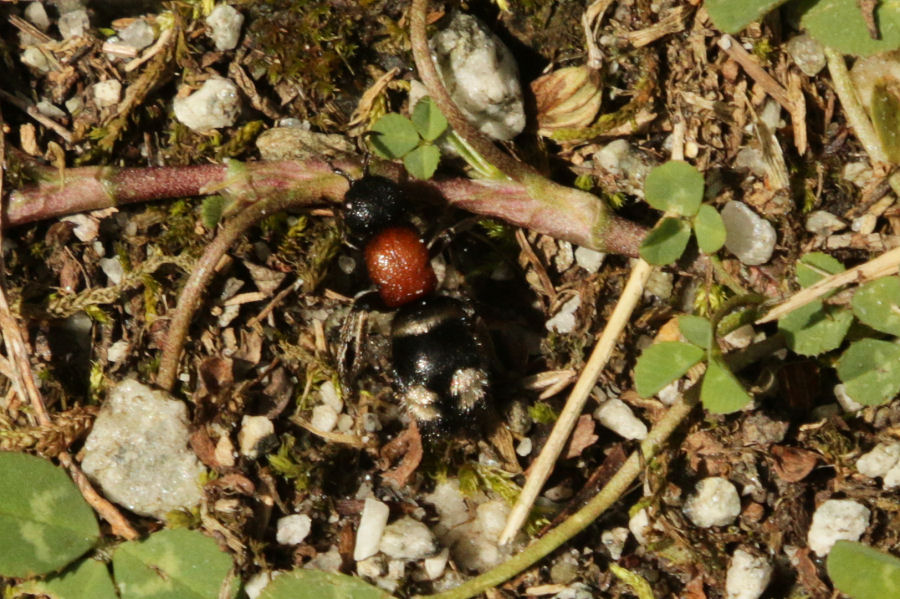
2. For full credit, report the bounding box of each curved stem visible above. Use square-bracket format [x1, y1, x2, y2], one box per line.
[416, 387, 699, 599]
[408, 0, 534, 181]
[155, 183, 347, 392]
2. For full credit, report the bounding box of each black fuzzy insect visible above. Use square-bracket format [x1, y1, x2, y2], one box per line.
[343, 175, 408, 243]
[390, 296, 491, 433]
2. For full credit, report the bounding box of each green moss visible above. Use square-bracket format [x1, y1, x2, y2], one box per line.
[528, 401, 559, 424]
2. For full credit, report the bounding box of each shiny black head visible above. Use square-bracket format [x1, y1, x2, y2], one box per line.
[391, 296, 491, 434]
[343, 175, 408, 242]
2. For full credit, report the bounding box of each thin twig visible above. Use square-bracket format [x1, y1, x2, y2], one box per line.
[824, 47, 887, 164]
[156, 187, 345, 392]
[418, 387, 699, 599]
[756, 244, 900, 324]
[499, 258, 654, 544]
[717, 35, 792, 114]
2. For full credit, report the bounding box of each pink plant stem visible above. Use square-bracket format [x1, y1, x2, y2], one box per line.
[7, 160, 645, 255]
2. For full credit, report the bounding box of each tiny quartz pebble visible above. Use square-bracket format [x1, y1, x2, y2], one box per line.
[857, 442, 900, 488]
[378, 517, 438, 560]
[725, 549, 772, 599]
[173, 77, 240, 131]
[807, 499, 870, 556]
[721, 201, 777, 265]
[683, 477, 741, 528]
[276, 514, 312, 545]
[354, 498, 390, 561]
[594, 398, 648, 440]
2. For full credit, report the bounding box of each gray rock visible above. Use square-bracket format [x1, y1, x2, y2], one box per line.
[58, 9, 90, 39]
[379, 517, 438, 560]
[118, 19, 155, 51]
[786, 34, 826, 76]
[430, 12, 525, 140]
[721, 201, 776, 265]
[173, 77, 240, 131]
[206, 4, 244, 51]
[80, 379, 205, 519]
[805, 210, 845, 235]
[683, 477, 741, 528]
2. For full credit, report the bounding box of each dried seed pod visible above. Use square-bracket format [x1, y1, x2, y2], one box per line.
[531, 65, 603, 136]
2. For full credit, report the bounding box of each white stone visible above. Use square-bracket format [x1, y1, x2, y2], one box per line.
[206, 4, 244, 51]
[430, 12, 525, 140]
[173, 77, 240, 131]
[834, 383, 865, 412]
[99, 256, 124, 285]
[721, 201, 777, 265]
[21, 47, 49, 72]
[244, 571, 281, 599]
[601, 527, 629, 560]
[594, 398, 647, 440]
[593, 139, 653, 197]
[445, 500, 510, 572]
[94, 80, 122, 109]
[379, 517, 438, 559]
[238, 415, 274, 458]
[857, 442, 900, 482]
[683, 477, 741, 528]
[644, 269, 673, 300]
[628, 508, 652, 545]
[25, 2, 50, 31]
[805, 210, 846, 235]
[355, 498, 390, 561]
[546, 295, 581, 334]
[214, 434, 235, 467]
[423, 548, 450, 580]
[722, 324, 755, 350]
[807, 499, 870, 556]
[657, 380, 681, 405]
[80, 379, 205, 519]
[725, 549, 773, 599]
[425, 479, 469, 529]
[107, 340, 129, 364]
[65, 95, 83, 116]
[310, 404, 339, 433]
[884, 464, 900, 489]
[786, 34, 826, 76]
[276, 514, 312, 545]
[356, 555, 386, 578]
[574, 247, 606, 273]
[58, 10, 90, 39]
[319, 380, 343, 412]
[118, 19, 155, 51]
[515, 437, 532, 457]
[36, 100, 66, 120]
[307, 546, 343, 572]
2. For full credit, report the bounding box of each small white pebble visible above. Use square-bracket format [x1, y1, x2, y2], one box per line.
[106, 340, 129, 364]
[356, 555, 386, 578]
[722, 324, 755, 350]
[276, 514, 312, 545]
[546, 296, 581, 334]
[238, 415, 274, 458]
[25, 2, 50, 31]
[318, 380, 343, 412]
[807, 499, 870, 556]
[594, 399, 647, 440]
[601, 527, 629, 560]
[657, 380, 681, 405]
[99, 256, 124, 285]
[173, 77, 240, 131]
[785, 34, 826, 76]
[805, 210, 846, 235]
[574, 247, 606, 273]
[379, 517, 438, 560]
[683, 477, 741, 528]
[425, 480, 469, 529]
[21, 47, 50, 72]
[515, 437, 533, 457]
[214, 434, 235, 468]
[58, 9, 90, 39]
[851, 213, 878, 235]
[423, 548, 450, 580]
[725, 549, 773, 599]
[310, 404, 338, 433]
[722, 201, 776, 266]
[354, 498, 390, 561]
[118, 19, 155, 51]
[628, 508, 652, 545]
[834, 383, 865, 413]
[244, 571, 281, 599]
[206, 4, 244, 51]
[856, 442, 900, 479]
